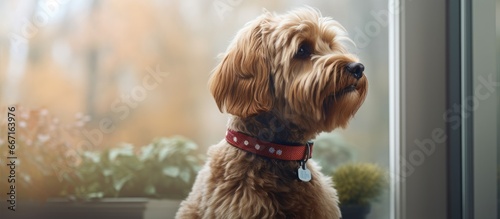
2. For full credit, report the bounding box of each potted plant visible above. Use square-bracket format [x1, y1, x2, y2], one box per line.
[332, 163, 387, 219]
[56, 137, 204, 219]
[63, 137, 203, 199]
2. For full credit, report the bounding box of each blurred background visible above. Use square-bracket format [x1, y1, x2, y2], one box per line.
[0, 0, 390, 218]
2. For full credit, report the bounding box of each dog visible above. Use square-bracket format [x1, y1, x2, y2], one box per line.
[176, 8, 367, 219]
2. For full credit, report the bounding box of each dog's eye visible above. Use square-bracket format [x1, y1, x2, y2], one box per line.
[295, 44, 312, 59]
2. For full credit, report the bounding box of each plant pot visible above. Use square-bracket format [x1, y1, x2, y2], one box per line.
[340, 204, 371, 219]
[144, 199, 182, 219]
[0, 198, 148, 219]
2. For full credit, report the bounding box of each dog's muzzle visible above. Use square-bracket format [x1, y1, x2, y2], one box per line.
[346, 62, 365, 79]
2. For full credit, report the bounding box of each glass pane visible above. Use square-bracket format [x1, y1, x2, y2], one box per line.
[0, 0, 389, 218]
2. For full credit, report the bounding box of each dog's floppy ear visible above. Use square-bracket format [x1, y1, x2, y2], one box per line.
[209, 13, 273, 118]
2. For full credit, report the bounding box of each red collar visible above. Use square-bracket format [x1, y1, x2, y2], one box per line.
[225, 129, 313, 161]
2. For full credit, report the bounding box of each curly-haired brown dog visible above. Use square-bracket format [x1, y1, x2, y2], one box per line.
[176, 8, 367, 219]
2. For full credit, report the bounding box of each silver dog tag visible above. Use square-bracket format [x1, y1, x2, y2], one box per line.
[298, 165, 312, 182]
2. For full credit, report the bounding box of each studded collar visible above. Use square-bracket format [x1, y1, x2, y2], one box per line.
[225, 129, 313, 161]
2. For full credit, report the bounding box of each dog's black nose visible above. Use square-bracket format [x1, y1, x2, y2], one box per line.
[346, 62, 364, 79]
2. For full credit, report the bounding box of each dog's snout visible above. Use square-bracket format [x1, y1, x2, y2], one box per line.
[346, 62, 365, 79]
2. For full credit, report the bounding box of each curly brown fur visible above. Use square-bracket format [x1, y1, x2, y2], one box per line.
[176, 7, 368, 219]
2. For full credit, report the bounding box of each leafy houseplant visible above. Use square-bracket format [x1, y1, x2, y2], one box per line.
[332, 163, 387, 219]
[63, 137, 204, 200]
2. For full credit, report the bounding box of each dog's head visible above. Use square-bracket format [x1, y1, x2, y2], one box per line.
[210, 8, 367, 132]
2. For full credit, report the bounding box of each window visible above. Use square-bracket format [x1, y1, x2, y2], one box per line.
[1, 1, 392, 217]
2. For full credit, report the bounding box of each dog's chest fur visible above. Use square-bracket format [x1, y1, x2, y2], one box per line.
[176, 141, 341, 219]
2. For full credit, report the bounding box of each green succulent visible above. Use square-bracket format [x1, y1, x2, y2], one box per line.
[332, 163, 387, 206]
